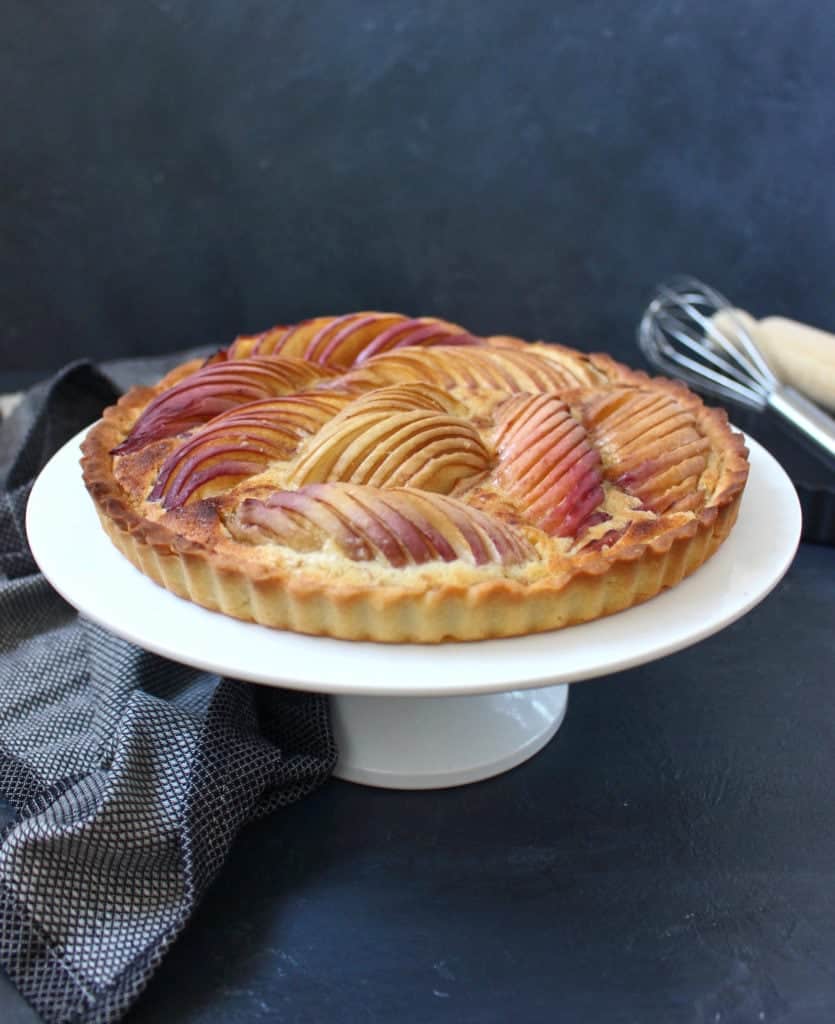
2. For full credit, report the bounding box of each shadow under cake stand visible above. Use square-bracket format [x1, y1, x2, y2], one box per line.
[27, 431, 801, 789]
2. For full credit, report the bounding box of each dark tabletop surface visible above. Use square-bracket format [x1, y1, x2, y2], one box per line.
[2, 525, 833, 1023]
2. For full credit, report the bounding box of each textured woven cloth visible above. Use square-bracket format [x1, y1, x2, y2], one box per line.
[0, 362, 337, 1023]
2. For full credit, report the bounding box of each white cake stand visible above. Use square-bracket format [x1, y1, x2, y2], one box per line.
[26, 431, 801, 789]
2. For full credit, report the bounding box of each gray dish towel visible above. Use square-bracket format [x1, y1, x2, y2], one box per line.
[0, 362, 337, 1024]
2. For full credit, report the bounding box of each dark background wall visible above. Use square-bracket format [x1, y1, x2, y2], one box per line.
[1, 0, 833, 383]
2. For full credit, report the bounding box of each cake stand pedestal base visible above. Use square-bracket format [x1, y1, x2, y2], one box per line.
[27, 431, 801, 792]
[330, 683, 569, 789]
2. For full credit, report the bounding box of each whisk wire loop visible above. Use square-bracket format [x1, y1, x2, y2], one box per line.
[658, 310, 758, 388]
[639, 276, 835, 468]
[638, 277, 784, 410]
[662, 283, 778, 390]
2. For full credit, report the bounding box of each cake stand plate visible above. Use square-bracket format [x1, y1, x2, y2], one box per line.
[26, 431, 800, 789]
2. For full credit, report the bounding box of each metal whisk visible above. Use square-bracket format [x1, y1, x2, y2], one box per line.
[638, 276, 835, 467]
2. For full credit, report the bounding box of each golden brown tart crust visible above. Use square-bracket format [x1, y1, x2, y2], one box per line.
[81, 314, 748, 642]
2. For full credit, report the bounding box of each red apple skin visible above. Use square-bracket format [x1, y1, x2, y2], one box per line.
[161, 459, 263, 506]
[311, 314, 407, 366]
[113, 358, 335, 454]
[354, 320, 445, 361]
[213, 314, 481, 366]
[354, 320, 479, 363]
[152, 441, 279, 507]
[494, 395, 605, 538]
[581, 526, 623, 553]
[319, 486, 412, 567]
[581, 389, 711, 514]
[371, 494, 441, 562]
[253, 489, 371, 559]
[149, 392, 352, 508]
[236, 484, 533, 567]
[379, 493, 459, 562]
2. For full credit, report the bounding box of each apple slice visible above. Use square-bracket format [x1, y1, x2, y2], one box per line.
[245, 314, 423, 364]
[291, 409, 490, 494]
[353, 318, 479, 363]
[150, 392, 352, 508]
[304, 313, 406, 365]
[342, 344, 596, 394]
[228, 314, 477, 367]
[481, 348, 604, 391]
[339, 382, 453, 416]
[494, 394, 604, 537]
[234, 483, 533, 567]
[304, 312, 478, 366]
[581, 388, 711, 513]
[225, 318, 345, 361]
[529, 342, 609, 386]
[114, 357, 336, 454]
[289, 385, 489, 493]
[226, 326, 293, 360]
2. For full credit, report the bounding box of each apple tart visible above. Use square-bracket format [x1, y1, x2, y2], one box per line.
[81, 313, 748, 642]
